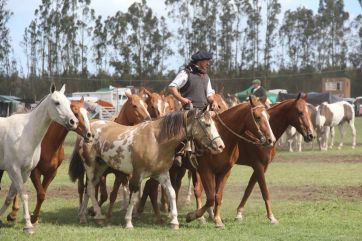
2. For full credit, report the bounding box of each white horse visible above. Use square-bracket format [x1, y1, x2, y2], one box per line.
[0, 84, 78, 234]
[316, 101, 356, 150]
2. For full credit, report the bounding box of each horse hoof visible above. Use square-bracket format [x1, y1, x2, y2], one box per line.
[6, 214, 16, 222]
[23, 227, 34, 235]
[186, 212, 195, 223]
[197, 216, 207, 224]
[270, 218, 279, 225]
[79, 217, 87, 224]
[31, 215, 39, 224]
[170, 223, 179, 230]
[95, 218, 104, 226]
[125, 223, 134, 229]
[234, 216, 243, 222]
[215, 223, 225, 229]
[155, 218, 165, 225]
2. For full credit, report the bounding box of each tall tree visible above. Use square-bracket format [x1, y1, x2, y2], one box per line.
[0, 0, 13, 75]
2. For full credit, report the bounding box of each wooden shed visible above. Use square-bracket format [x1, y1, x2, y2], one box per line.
[321, 77, 351, 97]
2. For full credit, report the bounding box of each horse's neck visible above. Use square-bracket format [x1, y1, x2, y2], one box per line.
[218, 105, 249, 144]
[41, 122, 68, 154]
[116, 106, 132, 125]
[26, 97, 53, 149]
[269, 102, 291, 140]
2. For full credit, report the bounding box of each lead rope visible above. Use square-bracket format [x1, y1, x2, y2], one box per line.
[214, 110, 263, 146]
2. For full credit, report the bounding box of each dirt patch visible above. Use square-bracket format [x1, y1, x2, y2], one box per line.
[274, 154, 362, 164]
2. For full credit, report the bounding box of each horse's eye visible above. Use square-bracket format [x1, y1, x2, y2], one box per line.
[298, 112, 304, 117]
[255, 116, 261, 122]
[205, 123, 211, 128]
[74, 113, 79, 117]
[133, 105, 137, 108]
[54, 101, 60, 106]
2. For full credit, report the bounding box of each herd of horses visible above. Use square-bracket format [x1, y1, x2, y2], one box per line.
[0, 83, 356, 234]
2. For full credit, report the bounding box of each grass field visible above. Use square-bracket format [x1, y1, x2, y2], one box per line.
[0, 118, 362, 240]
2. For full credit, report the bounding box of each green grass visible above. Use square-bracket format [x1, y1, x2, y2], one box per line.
[1, 118, 362, 240]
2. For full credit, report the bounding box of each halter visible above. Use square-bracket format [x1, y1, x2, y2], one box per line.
[215, 104, 267, 146]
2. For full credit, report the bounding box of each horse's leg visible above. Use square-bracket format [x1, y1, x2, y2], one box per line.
[0, 169, 4, 190]
[148, 179, 163, 224]
[98, 175, 108, 207]
[107, 173, 126, 220]
[329, 126, 335, 149]
[3, 168, 34, 234]
[28, 168, 44, 224]
[137, 178, 154, 214]
[78, 171, 85, 207]
[256, 163, 278, 224]
[192, 170, 208, 223]
[83, 163, 108, 224]
[349, 120, 357, 149]
[213, 171, 231, 228]
[124, 174, 142, 229]
[6, 195, 20, 222]
[186, 168, 215, 223]
[155, 172, 179, 229]
[338, 124, 345, 149]
[185, 170, 193, 204]
[235, 171, 258, 221]
[121, 184, 129, 211]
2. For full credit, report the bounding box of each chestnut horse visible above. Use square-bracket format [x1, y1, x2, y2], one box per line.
[3, 97, 93, 225]
[69, 108, 225, 229]
[184, 96, 276, 228]
[75, 91, 151, 218]
[234, 94, 315, 223]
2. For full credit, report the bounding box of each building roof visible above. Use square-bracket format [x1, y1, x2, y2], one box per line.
[0, 95, 21, 103]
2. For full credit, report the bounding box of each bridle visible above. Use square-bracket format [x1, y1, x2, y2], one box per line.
[215, 104, 268, 146]
[183, 110, 221, 150]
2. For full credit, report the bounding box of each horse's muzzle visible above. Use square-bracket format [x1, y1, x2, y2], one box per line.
[209, 137, 225, 154]
[66, 118, 78, 130]
[84, 132, 94, 143]
[303, 132, 314, 142]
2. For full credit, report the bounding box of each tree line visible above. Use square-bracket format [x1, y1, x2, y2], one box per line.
[0, 0, 361, 100]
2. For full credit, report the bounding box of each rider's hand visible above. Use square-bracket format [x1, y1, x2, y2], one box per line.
[211, 101, 219, 111]
[181, 97, 192, 106]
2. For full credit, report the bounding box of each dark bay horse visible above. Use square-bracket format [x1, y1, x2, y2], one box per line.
[69, 108, 225, 229]
[4, 97, 93, 224]
[184, 96, 276, 228]
[234, 94, 315, 224]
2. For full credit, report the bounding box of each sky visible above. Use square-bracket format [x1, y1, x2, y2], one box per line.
[6, 0, 362, 74]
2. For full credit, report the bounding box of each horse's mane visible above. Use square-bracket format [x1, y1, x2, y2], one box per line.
[158, 109, 195, 142]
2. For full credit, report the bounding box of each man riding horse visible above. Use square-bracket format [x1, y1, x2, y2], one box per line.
[168, 50, 219, 165]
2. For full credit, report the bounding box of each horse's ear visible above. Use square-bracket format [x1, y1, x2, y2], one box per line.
[59, 84, 66, 94]
[296, 93, 301, 100]
[259, 96, 267, 104]
[249, 94, 257, 106]
[50, 83, 56, 93]
[302, 93, 307, 100]
[80, 96, 84, 103]
[125, 89, 132, 98]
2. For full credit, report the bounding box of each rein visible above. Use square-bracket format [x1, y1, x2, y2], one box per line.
[215, 104, 267, 146]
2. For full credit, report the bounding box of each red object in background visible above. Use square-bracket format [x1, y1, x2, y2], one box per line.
[96, 99, 113, 107]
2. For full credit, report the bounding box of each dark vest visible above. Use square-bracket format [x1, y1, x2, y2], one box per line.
[180, 72, 209, 109]
[251, 86, 267, 98]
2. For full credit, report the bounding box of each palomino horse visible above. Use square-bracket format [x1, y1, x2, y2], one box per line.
[0, 84, 78, 234]
[225, 93, 240, 107]
[69, 108, 225, 229]
[315, 101, 356, 150]
[234, 94, 315, 224]
[185, 96, 276, 228]
[4, 97, 93, 224]
[74, 90, 151, 218]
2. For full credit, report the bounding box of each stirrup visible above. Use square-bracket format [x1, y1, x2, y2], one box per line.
[187, 152, 198, 169]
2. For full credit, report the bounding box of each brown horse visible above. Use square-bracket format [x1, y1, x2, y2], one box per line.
[184, 96, 276, 228]
[4, 97, 93, 224]
[75, 91, 151, 218]
[140, 88, 167, 118]
[234, 95, 314, 223]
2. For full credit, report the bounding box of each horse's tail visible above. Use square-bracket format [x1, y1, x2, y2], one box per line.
[0, 169, 4, 190]
[68, 144, 84, 183]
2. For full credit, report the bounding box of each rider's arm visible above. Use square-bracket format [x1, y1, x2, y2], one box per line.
[169, 70, 192, 105]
